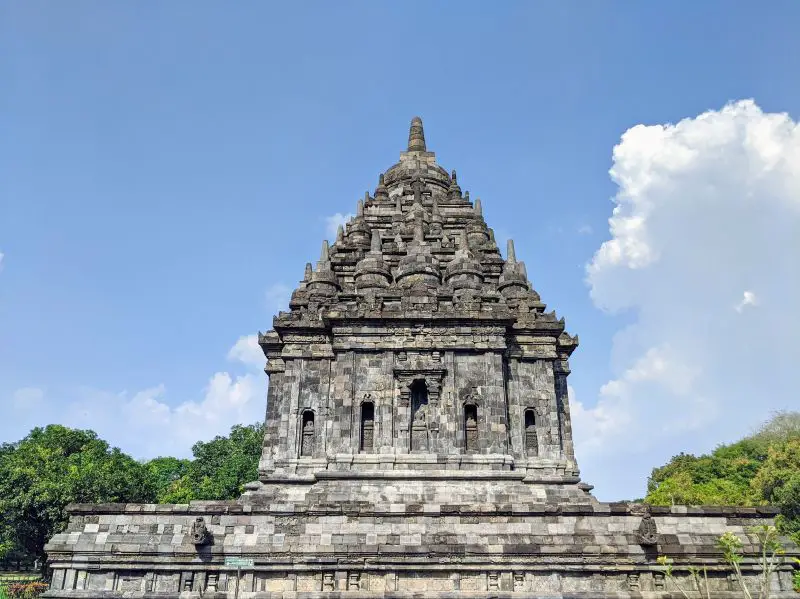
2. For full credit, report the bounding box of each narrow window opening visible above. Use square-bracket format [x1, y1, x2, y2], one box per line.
[524, 409, 538, 456]
[360, 401, 375, 451]
[300, 410, 315, 457]
[464, 404, 478, 452]
[410, 380, 429, 451]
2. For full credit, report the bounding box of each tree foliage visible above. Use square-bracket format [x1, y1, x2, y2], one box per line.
[0, 426, 156, 565]
[147, 423, 264, 503]
[752, 437, 800, 542]
[0, 422, 265, 567]
[645, 411, 800, 544]
[144, 457, 191, 503]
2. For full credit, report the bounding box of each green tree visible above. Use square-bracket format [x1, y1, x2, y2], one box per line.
[752, 437, 800, 544]
[160, 423, 264, 503]
[144, 457, 191, 503]
[645, 411, 800, 545]
[0, 425, 155, 567]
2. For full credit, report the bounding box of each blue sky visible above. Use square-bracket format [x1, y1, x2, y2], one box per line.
[2, 2, 799, 500]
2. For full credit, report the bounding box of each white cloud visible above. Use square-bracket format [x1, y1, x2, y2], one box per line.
[265, 283, 291, 315]
[2, 338, 267, 459]
[735, 290, 758, 313]
[578, 224, 593, 235]
[324, 212, 354, 240]
[227, 334, 264, 370]
[579, 100, 800, 499]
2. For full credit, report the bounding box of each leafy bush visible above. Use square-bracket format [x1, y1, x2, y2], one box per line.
[6, 582, 48, 599]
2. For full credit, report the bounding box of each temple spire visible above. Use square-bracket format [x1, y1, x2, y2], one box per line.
[407, 116, 426, 152]
[507, 239, 517, 263]
[319, 240, 330, 264]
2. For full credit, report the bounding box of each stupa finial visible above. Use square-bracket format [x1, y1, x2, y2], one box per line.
[304, 262, 313, 281]
[336, 224, 344, 243]
[407, 116, 426, 152]
[507, 239, 516, 263]
[320, 240, 330, 263]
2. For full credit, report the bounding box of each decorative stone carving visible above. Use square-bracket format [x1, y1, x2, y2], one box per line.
[410, 390, 429, 452]
[190, 517, 211, 546]
[488, 572, 499, 591]
[347, 572, 361, 591]
[637, 512, 659, 546]
[654, 572, 666, 591]
[524, 409, 538, 457]
[301, 416, 314, 457]
[360, 400, 375, 452]
[464, 408, 478, 452]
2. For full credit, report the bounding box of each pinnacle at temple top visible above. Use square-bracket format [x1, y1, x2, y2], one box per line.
[273, 116, 576, 340]
[407, 116, 426, 151]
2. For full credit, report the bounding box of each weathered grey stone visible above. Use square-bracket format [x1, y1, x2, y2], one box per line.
[44, 117, 798, 597]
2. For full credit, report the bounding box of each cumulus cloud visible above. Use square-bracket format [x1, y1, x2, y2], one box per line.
[3, 338, 267, 459]
[324, 212, 354, 241]
[576, 100, 800, 499]
[227, 334, 264, 370]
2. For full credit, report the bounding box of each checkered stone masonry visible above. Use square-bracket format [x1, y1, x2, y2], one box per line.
[44, 117, 798, 597]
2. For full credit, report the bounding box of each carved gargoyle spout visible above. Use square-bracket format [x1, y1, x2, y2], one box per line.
[190, 516, 212, 546]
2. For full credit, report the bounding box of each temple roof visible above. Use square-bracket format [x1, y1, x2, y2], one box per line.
[274, 117, 571, 338]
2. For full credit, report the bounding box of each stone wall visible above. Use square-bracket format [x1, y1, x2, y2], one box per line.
[259, 341, 577, 481]
[45, 501, 799, 598]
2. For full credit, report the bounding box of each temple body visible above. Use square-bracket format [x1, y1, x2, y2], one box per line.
[44, 118, 798, 598]
[257, 117, 579, 487]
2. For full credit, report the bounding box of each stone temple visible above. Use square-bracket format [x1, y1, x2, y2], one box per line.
[45, 118, 798, 597]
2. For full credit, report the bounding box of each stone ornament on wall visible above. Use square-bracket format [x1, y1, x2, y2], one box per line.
[300, 411, 315, 457]
[395, 367, 446, 407]
[637, 512, 659, 546]
[190, 517, 211, 546]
